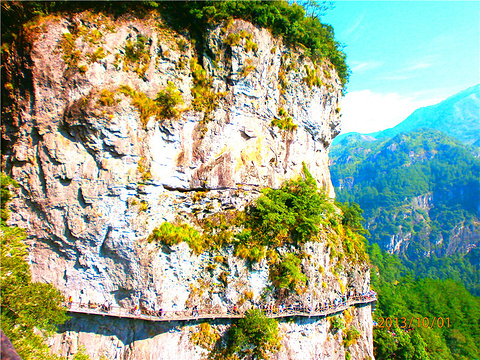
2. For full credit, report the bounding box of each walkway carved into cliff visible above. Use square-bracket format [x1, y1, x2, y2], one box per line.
[65, 294, 377, 322]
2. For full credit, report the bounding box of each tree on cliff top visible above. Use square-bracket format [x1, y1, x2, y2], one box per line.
[1, 1, 349, 86]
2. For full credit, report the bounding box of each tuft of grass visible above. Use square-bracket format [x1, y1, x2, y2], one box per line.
[59, 32, 81, 68]
[190, 58, 224, 122]
[120, 86, 158, 125]
[123, 34, 151, 78]
[98, 89, 117, 107]
[239, 59, 255, 77]
[271, 108, 297, 131]
[86, 46, 106, 63]
[148, 222, 204, 254]
[119, 84, 184, 126]
[303, 64, 323, 88]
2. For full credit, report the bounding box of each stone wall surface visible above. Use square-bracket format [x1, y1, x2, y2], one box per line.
[2, 11, 373, 360]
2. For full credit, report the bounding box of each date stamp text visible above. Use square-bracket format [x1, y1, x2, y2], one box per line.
[377, 317, 450, 329]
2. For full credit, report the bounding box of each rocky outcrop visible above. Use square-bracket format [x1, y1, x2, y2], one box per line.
[2, 11, 373, 360]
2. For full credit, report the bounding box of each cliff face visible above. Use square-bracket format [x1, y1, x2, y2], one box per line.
[2, 11, 373, 360]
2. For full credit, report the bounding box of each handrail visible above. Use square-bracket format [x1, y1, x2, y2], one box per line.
[64, 295, 377, 322]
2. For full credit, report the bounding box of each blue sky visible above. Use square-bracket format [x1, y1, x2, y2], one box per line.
[322, 1, 480, 134]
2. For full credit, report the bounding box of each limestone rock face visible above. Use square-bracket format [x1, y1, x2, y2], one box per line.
[2, 12, 373, 360]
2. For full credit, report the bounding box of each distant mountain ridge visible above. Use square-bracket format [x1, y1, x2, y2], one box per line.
[334, 84, 480, 146]
[370, 84, 479, 145]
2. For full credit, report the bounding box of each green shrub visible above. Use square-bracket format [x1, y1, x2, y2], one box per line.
[148, 222, 203, 253]
[123, 34, 150, 77]
[271, 108, 297, 131]
[1, 174, 68, 359]
[269, 253, 307, 292]
[343, 326, 361, 347]
[240, 163, 327, 249]
[190, 323, 220, 351]
[225, 32, 241, 46]
[155, 81, 184, 120]
[226, 309, 281, 360]
[329, 315, 345, 333]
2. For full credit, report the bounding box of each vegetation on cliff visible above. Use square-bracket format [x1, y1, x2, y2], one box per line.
[1, 1, 349, 86]
[1, 174, 68, 359]
[191, 309, 281, 360]
[150, 164, 369, 296]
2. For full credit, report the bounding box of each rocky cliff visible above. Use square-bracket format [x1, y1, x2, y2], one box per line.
[2, 9, 373, 360]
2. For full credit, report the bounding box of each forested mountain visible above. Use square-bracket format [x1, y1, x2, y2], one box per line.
[330, 85, 480, 298]
[368, 244, 480, 360]
[332, 129, 480, 257]
[370, 84, 480, 146]
[330, 128, 480, 296]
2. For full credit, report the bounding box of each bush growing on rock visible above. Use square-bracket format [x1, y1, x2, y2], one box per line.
[226, 309, 281, 360]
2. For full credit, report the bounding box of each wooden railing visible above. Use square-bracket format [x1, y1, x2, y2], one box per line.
[65, 294, 377, 322]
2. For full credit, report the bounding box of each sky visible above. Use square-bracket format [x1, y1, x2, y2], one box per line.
[321, 1, 480, 135]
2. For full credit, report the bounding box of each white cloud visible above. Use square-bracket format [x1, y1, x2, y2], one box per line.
[338, 90, 441, 134]
[344, 13, 365, 36]
[351, 61, 383, 73]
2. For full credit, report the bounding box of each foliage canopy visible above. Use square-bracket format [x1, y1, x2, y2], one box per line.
[1, 1, 349, 86]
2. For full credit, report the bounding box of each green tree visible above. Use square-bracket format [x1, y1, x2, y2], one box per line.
[226, 309, 281, 360]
